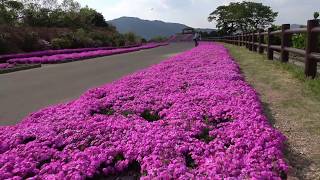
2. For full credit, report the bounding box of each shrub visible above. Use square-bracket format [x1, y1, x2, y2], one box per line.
[21, 32, 40, 52]
[51, 38, 72, 49]
[314, 12, 319, 20]
[292, 34, 306, 49]
[88, 32, 112, 46]
[263, 25, 281, 45]
[124, 32, 139, 45]
[72, 28, 96, 48]
[291, 34, 320, 51]
[150, 36, 168, 42]
[141, 38, 147, 43]
[112, 34, 126, 47]
[38, 39, 52, 50]
[0, 33, 10, 54]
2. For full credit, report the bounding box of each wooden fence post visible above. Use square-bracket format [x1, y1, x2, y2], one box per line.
[281, 24, 291, 62]
[241, 33, 244, 46]
[267, 28, 274, 60]
[236, 35, 238, 45]
[305, 20, 319, 78]
[244, 33, 248, 48]
[252, 31, 257, 52]
[246, 33, 250, 49]
[247, 33, 250, 49]
[249, 32, 253, 51]
[236, 34, 240, 46]
[245, 34, 248, 49]
[258, 29, 264, 54]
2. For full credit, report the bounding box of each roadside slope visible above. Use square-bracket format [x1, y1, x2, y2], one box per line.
[223, 43, 320, 179]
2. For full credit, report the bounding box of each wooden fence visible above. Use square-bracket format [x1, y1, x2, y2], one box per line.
[206, 19, 320, 78]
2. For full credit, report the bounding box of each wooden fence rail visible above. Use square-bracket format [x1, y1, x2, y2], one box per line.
[205, 19, 320, 78]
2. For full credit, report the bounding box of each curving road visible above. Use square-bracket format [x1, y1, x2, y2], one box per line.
[0, 42, 194, 125]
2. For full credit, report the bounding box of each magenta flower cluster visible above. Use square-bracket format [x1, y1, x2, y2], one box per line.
[0, 44, 143, 62]
[0, 42, 288, 179]
[7, 43, 168, 64]
[0, 63, 14, 69]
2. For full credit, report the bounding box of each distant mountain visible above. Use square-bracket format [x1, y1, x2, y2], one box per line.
[109, 17, 215, 39]
[291, 24, 305, 29]
[195, 28, 215, 33]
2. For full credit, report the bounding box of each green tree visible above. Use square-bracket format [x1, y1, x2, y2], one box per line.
[150, 36, 167, 42]
[61, 0, 80, 12]
[91, 12, 108, 27]
[124, 32, 138, 45]
[0, 0, 24, 24]
[208, 1, 278, 35]
[314, 12, 319, 20]
[78, 6, 108, 28]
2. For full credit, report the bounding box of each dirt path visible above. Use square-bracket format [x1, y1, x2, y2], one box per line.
[224, 43, 320, 180]
[0, 42, 194, 125]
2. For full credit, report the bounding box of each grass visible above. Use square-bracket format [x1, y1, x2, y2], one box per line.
[222, 43, 320, 180]
[273, 61, 320, 100]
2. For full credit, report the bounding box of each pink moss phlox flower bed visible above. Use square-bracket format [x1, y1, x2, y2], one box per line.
[0, 63, 15, 69]
[7, 43, 168, 65]
[0, 44, 143, 62]
[0, 42, 288, 179]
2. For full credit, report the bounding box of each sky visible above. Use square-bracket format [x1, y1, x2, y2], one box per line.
[76, 0, 319, 29]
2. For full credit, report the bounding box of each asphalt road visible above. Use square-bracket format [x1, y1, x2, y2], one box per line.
[0, 42, 194, 125]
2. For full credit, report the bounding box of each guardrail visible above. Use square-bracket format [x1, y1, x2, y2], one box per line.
[205, 19, 320, 78]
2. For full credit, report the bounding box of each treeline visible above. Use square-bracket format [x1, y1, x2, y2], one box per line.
[0, 0, 111, 28]
[0, 0, 142, 54]
[208, 1, 320, 50]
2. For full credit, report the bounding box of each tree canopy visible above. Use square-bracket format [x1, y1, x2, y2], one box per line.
[0, 0, 143, 54]
[314, 12, 319, 20]
[0, 0, 110, 28]
[208, 1, 278, 35]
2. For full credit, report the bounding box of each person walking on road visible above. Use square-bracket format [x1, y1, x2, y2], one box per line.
[193, 32, 200, 47]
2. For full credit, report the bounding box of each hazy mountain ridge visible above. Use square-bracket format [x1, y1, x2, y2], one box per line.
[109, 17, 215, 39]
